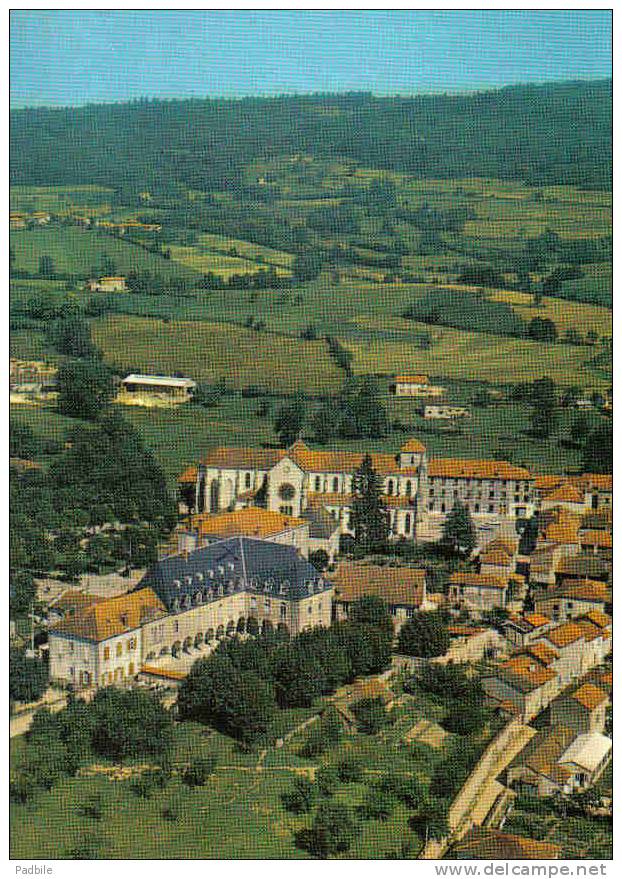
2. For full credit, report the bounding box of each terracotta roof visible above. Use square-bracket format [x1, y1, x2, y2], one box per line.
[513, 725, 576, 782]
[575, 620, 602, 643]
[544, 483, 585, 505]
[523, 612, 552, 629]
[580, 529, 612, 549]
[200, 446, 284, 471]
[50, 587, 167, 642]
[501, 655, 557, 689]
[543, 621, 585, 648]
[577, 474, 612, 492]
[571, 683, 608, 711]
[428, 458, 532, 480]
[178, 464, 198, 484]
[449, 571, 509, 590]
[556, 555, 611, 581]
[544, 580, 609, 602]
[289, 442, 405, 476]
[542, 511, 581, 545]
[452, 827, 561, 860]
[536, 473, 612, 495]
[521, 642, 559, 666]
[186, 507, 306, 539]
[395, 374, 428, 384]
[400, 439, 426, 453]
[480, 548, 513, 566]
[48, 590, 106, 615]
[332, 562, 426, 607]
[581, 609, 611, 629]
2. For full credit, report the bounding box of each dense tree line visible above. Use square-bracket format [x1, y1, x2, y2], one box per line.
[11, 81, 611, 190]
[178, 610, 393, 745]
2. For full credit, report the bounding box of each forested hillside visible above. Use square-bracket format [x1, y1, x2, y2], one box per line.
[10, 80, 611, 190]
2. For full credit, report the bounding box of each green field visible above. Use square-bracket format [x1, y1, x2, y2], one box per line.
[346, 314, 609, 390]
[10, 690, 458, 859]
[10, 184, 114, 215]
[10, 226, 199, 282]
[92, 314, 344, 395]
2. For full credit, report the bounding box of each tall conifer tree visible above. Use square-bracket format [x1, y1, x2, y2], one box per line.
[351, 455, 389, 553]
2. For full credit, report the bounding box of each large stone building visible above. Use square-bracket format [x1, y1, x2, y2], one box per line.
[48, 537, 334, 689]
[180, 439, 539, 547]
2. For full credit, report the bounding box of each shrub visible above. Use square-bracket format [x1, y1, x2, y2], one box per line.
[352, 697, 389, 735]
[181, 756, 217, 788]
[359, 785, 397, 821]
[315, 765, 340, 798]
[337, 757, 363, 783]
[281, 777, 317, 814]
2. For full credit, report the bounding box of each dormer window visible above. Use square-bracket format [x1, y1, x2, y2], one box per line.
[120, 613, 128, 627]
[208, 570, 214, 578]
[228, 561, 235, 571]
[185, 576, 192, 585]
[218, 565, 225, 575]
[196, 572, 204, 582]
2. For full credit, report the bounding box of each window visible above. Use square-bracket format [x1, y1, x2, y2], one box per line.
[116, 642, 123, 656]
[314, 476, 321, 492]
[405, 480, 412, 496]
[404, 513, 412, 534]
[103, 646, 110, 660]
[475, 504, 480, 513]
[245, 472, 251, 489]
[488, 504, 494, 513]
[441, 503, 446, 513]
[308, 605, 313, 614]
[279, 505, 293, 516]
[278, 483, 296, 501]
[428, 502, 434, 511]
[387, 479, 395, 496]
[264, 599, 271, 611]
[280, 604, 287, 619]
[128, 638, 136, 652]
[70, 642, 75, 653]
[332, 477, 339, 492]
[174, 620, 179, 633]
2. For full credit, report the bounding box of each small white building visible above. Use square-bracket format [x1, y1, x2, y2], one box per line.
[423, 404, 471, 420]
[392, 374, 445, 397]
[119, 374, 197, 405]
[86, 276, 127, 293]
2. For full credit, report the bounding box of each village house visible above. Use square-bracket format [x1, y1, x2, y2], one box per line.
[10, 212, 26, 229]
[48, 587, 167, 688]
[555, 553, 611, 588]
[447, 571, 525, 616]
[502, 613, 553, 649]
[422, 403, 470, 420]
[9, 359, 58, 394]
[86, 276, 128, 293]
[118, 374, 197, 405]
[506, 724, 612, 797]
[477, 532, 520, 578]
[534, 580, 610, 623]
[534, 474, 612, 514]
[481, 649, 560, 721]
[579, 529, 612, 558]
[173, 507, 310, 558]
[391, 374, 445, 397]
[330, 561, 430, 630]
[549, 682, 609, 735]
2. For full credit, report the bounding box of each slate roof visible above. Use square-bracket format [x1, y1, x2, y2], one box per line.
[137, 536, 332, 608]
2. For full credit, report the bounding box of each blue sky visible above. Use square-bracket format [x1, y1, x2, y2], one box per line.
[10, 9, 612, 107]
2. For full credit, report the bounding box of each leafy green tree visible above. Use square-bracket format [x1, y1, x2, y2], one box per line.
[38, 254, 56, 277]
[528, 317, 558, 342]
[56, 359, 114, 420]
[9, 648, 48, 703]
[335, 376, 389, 439]
[9, 570, 37, 617]
[298, 802, 358, 858]
[274, 398, 305, 446]
[89, 688, 173, 762]
[49, 315, 100, 359]
[441, 500, 476, 555]
[349, 595, 393, 637]
[360, 785, 397, 821]
[282, 777, 317, 814]
[397, 612, 450, 658]
[315, 765, 340, 797]
[178, 655, 276, 745]
[308, 549, 329, 571]
[337, 757, 363, 783]
[352, 696, 389, 734]
[581, 420, 613, 473]
[181, 756, 217, 788]
[351, 454, 389, 553]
